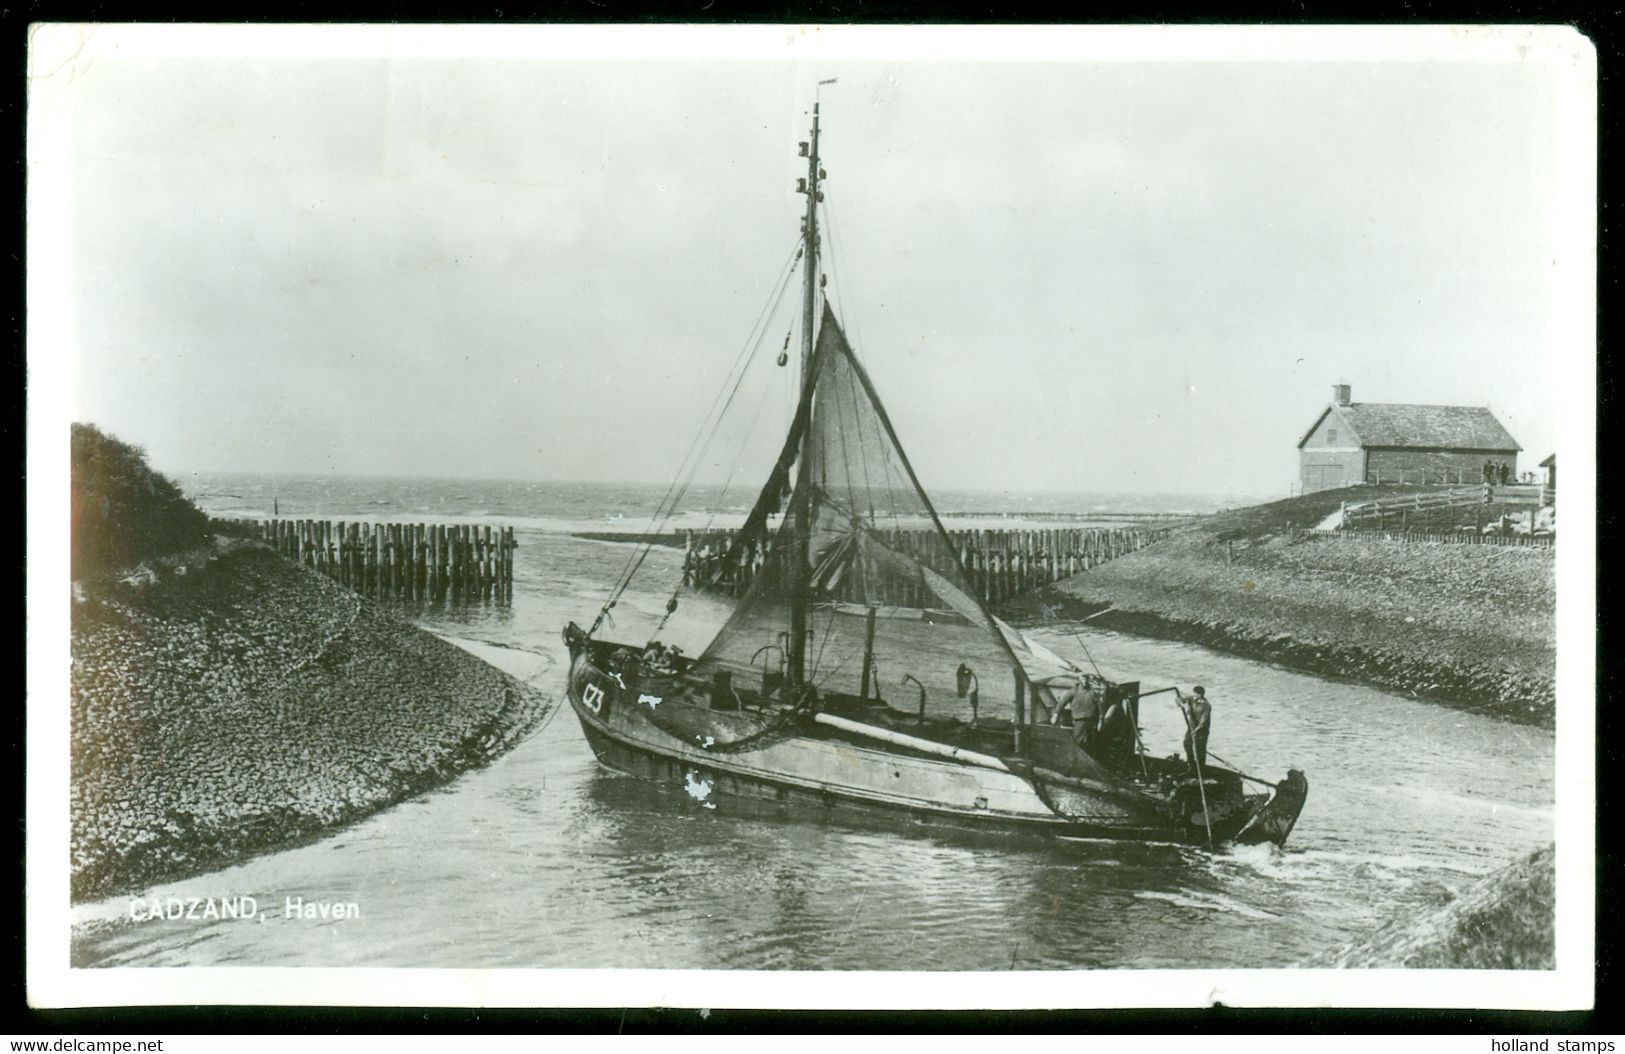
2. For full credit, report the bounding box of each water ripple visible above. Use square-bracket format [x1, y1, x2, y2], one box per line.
[70, 528, 1554, 970]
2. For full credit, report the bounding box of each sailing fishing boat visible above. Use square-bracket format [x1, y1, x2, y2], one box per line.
[563, 102, 1307, 849]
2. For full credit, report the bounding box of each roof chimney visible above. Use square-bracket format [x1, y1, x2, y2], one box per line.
[1333, 383, 1352, 407]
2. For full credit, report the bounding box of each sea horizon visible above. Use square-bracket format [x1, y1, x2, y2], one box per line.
[177, 467, 1267, 529]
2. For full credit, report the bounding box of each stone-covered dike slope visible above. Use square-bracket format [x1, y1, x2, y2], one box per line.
[1004, 485, 1555, 729]
[1308, 843, 1556, 968]
[70, 541, 552, 902]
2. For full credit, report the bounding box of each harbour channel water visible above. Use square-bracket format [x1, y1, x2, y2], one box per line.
[68, 477, 1554, 969]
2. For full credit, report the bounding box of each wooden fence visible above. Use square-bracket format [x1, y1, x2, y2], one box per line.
[683, 525, 1169, 605]
[1341, 486, 1545, 532]
[1342, 487, 1482, 529]
[224, 518, 516, 602]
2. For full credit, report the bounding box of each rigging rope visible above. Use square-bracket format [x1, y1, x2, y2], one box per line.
[647, 338, 786, 643]
[822, 200, 904, 528]
[837, 359, 879, 525]
[596, 238, 801, 612]
[820, 200, 868, 368]
[609, 260, 799, 631]
[809, 602, 838, 683]
[590, 237, 804, 634]
[603, 242, 801, 606]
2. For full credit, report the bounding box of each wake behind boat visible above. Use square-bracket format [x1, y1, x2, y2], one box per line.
[563, 99, 1306, 850]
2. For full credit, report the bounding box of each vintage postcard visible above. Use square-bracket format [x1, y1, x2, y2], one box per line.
[25, 23, 1596, 1010]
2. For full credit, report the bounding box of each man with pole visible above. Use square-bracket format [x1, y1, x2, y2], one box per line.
[1175, 685, 1215, 849]
[1177, 686, 1212, 775]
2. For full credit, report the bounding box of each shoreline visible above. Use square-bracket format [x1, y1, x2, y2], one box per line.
[70, 541, 555, 903]
[1004, 590, 1553, 729]
[1000, 486, 1555, 730]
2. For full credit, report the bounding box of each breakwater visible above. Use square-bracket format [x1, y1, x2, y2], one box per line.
[671, 525, 1170, 603]
[220, 517, 515, 603]
[69, 540, 552, 901]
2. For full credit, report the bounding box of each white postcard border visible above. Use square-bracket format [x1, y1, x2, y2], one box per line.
[25, 21, 1598, 1011]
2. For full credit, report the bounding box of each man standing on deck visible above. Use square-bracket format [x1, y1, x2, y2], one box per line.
[1177, 686, 1211, 775]
[1064, 679, 1104, 751]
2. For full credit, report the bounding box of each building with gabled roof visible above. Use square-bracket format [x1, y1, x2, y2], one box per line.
[1298, 384, 1521, 493]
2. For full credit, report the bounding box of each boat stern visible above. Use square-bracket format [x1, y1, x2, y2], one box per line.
[1235, 768, 1308, 847]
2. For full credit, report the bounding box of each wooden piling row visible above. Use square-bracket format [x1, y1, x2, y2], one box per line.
[241, 518, 516, 604]
[947, 526, 1167, 605]
[682, 525, 1169, 604]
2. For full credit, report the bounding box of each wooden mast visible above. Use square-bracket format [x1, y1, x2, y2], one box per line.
[800, 102, 822, 390]
[789, 96, 832, 691]
[788, 99, 823, 697]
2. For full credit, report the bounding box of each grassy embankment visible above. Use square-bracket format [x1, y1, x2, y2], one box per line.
[1308, 843, 1556, 968]
[1002, 484, 1555, 728]
[69, 425, 552, 901]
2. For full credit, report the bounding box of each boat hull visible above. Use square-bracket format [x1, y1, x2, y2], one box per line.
[564, 641, 1303, 848]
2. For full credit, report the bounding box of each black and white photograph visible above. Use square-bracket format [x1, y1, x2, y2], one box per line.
[25, 24, 1596, 1009]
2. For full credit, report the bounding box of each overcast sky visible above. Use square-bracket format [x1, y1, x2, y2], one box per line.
[52, 32, 1582, 498]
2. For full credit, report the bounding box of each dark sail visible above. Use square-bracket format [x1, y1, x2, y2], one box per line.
[693, 304, 1047, 720]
